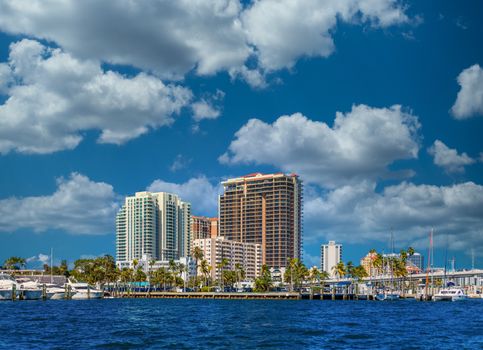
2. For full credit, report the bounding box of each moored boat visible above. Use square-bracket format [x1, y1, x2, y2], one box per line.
[0, 273, 20, 300]
[45, 283, 66, 300]
[17, 279, 43, 300]
[433, 287, 468, 302]
[68, 282, 103, 299]
[375, 290, 400, 301]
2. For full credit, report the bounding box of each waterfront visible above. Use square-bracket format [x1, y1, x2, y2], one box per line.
[1, 299, 482, 349]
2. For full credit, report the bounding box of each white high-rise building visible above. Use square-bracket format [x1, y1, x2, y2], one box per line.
[116, 191, 191, 264]
[321, 241, 342, 277]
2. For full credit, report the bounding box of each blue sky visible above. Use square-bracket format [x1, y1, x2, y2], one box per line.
[0, 0, 482, 269]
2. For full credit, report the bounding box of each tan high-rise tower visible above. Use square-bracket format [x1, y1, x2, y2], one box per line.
[219, 173, 302, 268]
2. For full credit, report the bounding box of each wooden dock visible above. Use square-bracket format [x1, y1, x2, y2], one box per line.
[120, 292, 301, 300]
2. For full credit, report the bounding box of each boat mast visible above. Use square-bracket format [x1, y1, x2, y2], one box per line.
[390, 229, 394, 292]
[431, 229, 434, 296]
[424, 228, 432, 299]
[50, 247, 53, 284]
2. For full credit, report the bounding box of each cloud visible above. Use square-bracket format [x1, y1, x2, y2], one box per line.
[220, 104, 420, 188]
[428, 140, 475, 173]
[191, 90, 225, 122]
[169, 154, 192, 172]
[241, 0, 409, 71]
[147, 176, 221, 216]
[26, 253, 50, 264]
[0, 39, 193, 154]
[0, 0, 250, 80]
[0, 0, 410, 85]
[304, 181, 483, 253]
[451, 64, 483, 119]
[0, 173, 119, 234]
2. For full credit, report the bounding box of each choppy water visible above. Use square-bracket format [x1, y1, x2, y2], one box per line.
[1, 298, 482, 349]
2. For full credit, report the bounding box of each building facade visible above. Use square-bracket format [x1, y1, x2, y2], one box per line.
[117, 255, 196, 282]
[219, 173, 302, 268]
[116, 191, 191, 263]
[407, 252, 424, 272]
[191, 216, 219, 242]
[360, 251, 378, 276]
[193, 237, 262, 281]
[321, 241, 342, 277]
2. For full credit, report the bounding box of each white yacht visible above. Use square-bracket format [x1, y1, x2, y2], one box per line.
[433, 287, 468, 302]
[45, 283, 66, 300]
[67, 282, 103, 299]
[0, 273, 19, 300]
[16, 279, 43, 300]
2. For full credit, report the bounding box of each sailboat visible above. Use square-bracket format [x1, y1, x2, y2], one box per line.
[375, 231, 400, 301]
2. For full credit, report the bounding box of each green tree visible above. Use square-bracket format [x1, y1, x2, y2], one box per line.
[352, 265, 368, 281]
[254, 265, 272, 292]
[234, 263, 246, 287]
[284, 258, 308, 291]
[346, 261, 355, 278]
[222, 270, 237, 289]
[200, 259, 211, 287]
[120, 267, 134, 283]
[217, 258, 229, 290]
[4, 256, 26, 270]
[407, 246, 415, 257]
[332, 261, 346, 280]
[191, 246, 204, 289]
[134, 268, 147, 282]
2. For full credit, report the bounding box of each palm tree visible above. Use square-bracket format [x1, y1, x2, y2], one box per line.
[200, 259, 211, 288]
[254, 265, 272, 292]
[372, 253, 383, 276]
[407, 246, 415, 257]
[4, 256, 27, 270]
[191, 246, 204, 290]
[234, 263, 246, 289]
[217, 258, 229, 290]
[346, 261, 355, 278]
[167, 259, 178, 289]
[332, 262, 346, 280]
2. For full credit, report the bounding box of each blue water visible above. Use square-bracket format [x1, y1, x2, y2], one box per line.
[1, 299, 482, 349]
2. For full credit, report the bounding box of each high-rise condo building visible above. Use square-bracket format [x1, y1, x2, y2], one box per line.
[191, 216, 219, 242]
[321, 241, 342, 277]
[193, 237, 262, 281]
[116, 191, 191, 263]
[219, 172, 302, 268]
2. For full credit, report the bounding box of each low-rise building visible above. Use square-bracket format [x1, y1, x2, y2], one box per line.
[117, 255, 196, 282]
[193, 237, 262, 281]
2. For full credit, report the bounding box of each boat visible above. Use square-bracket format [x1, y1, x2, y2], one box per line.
[375, 290, 400, 301]
[67, 282, 103, 299]
[16, 279, 43, 300]
[433, 287, 468, 302]
[45, 283, 66, 300]
[0, 273, 19, 300]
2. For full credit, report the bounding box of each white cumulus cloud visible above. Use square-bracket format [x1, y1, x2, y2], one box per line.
[0, 0, 410, 85]
[304, 181, 483, 252]
[241, 0, 409, 71]
[0, 173, 119, 234]
[147, 176, 222, 216]
[220, 104, 420, 188]
[451, 64, 483, 119]
[0, 0, 250, 79]
[428, 140, 475, 173]
[0, 39, 192, 154]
